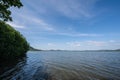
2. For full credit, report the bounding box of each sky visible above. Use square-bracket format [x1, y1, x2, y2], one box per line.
[8, 0, 120, 50]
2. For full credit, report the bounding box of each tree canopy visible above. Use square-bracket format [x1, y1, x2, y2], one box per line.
[0, 0, 23, 21]
[0, 21, 29, 61]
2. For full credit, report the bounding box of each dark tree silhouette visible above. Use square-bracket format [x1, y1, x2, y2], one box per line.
[0, 0, 23, 21]
[0, 21, 29, 61]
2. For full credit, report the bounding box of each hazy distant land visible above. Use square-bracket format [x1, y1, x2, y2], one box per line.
[29, 47, 120, 52]
[29, 46, 42, 51]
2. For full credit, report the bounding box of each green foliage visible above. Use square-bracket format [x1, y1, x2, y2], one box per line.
[0, 0, 23, 21]
[0, 21, 29, 61]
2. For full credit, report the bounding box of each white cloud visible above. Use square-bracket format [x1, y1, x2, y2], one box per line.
[26, 17, 55, 31]
[47, 43, 56, 46]
[86, 41, 106, 46]
[57, 32, 101, 37]
[7, 22, 25, 29]
[66, 42, 81, 47]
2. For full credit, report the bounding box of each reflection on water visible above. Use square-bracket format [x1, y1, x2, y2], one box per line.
[0, 51, 120, 80]
[0, 58, 27, 80]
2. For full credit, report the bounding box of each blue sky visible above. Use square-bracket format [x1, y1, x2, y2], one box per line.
[8, 0, 120, 50]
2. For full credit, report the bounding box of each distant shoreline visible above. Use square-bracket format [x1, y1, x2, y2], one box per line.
[29, 49, 120, 52]
[29, 46, 42, 51]
[29, 46, 120, 52]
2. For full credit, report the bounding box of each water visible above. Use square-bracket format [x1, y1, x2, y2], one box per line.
[0, 51, 120, 80]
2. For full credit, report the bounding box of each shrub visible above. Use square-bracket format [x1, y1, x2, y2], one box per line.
[0, 21, 29, 61]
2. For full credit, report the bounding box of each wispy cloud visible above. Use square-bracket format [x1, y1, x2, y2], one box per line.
[11, 6, 101, 37]
[23, 0, 99, 19]
[56, 32, 101, 37]
[11, 10, 55, 31]
[47, 0, 97, 18]
[7, 22, 25, 29]
[25, 17, 55, 31]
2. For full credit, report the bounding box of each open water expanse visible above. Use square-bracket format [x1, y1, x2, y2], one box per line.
[0, 51, 120, 80]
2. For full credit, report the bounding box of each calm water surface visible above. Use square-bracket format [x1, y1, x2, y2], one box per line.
[0, 51, 120, 80]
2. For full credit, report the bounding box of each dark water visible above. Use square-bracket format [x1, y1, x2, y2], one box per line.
[0, 51, 120, 80]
